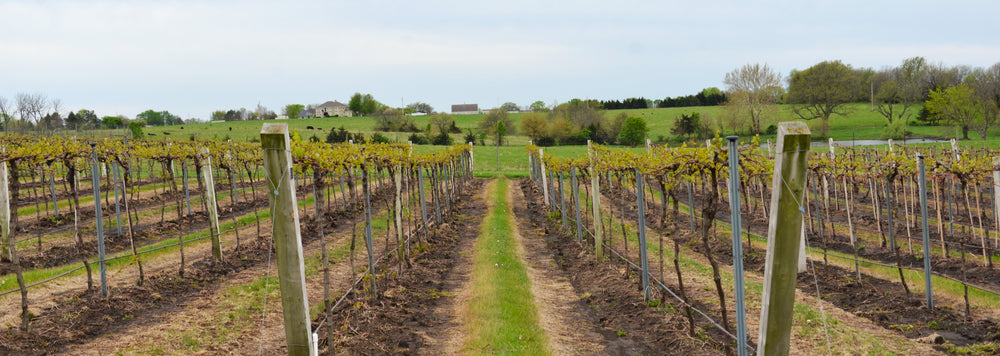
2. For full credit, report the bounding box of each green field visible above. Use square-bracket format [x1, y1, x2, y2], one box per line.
[114, 103, 999, 177]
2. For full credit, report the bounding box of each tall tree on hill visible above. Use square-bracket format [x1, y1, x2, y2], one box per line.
[786, 60, 862, 137]
[723, 63, 783, 134]
[284, 104, 305, 119]
[872, 56, 929, 124]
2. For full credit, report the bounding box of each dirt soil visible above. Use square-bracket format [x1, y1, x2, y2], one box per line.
[321, 178, 489, 355]
[519, 178, 726, 355]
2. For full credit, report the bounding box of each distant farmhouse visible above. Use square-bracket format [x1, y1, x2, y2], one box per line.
[316, 101, 352, 117]
[451, 104, 479, 115]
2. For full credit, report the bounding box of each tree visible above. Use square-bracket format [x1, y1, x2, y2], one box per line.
[76, 109, 99, 129]
[872, 57, 929, 124]
[529, 100, 549, 112]
[348, 93, 363, 116]
[137, 109, 165, 126]
[210, 110, 226, 122]
[16, 93, 47, 125]
[163, 111, 182, 125]
[65, 111, 81, 130]
[723, 63, 782, 134]
[407, 102, 434, 114]
[477, 108, 516, 143]
[128, 121, 144, 139]
[39, 112, 63, 130]
[495, 120, 506, 170]
[361, 94, 382, 116]
[102, 116, 124, 129]
[617, 116, 648, 147]
[671, 112, 703, 141]
[284, 104, 305, 119]
[786, 60, 861, 137]
[500, 102, 520, 112]
[926, 83, 988, 140]
[519, 113, 550, 142]
[373, 107, 415, 132]
[429, 113, 454, 134]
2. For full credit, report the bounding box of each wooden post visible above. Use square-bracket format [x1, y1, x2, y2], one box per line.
[588, 141, 604, 261]
[260, 123, 315, 356]
[200, 148, 223, 262]
[758, 122, 811, 356]
[993, 158, 999, 232]
[540, 149, 550, 206]
[0, 154, 11, 262]
[90, 144, 109, 297]
[395, 165, 405, 263]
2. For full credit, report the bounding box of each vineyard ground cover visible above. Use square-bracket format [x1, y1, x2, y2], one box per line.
[530, 177, 940, 355]
[322, 178, 488, 354]
[607, 181, 1000, 352]
[511, 179, 712, 355]
[0, 173, 396, 354]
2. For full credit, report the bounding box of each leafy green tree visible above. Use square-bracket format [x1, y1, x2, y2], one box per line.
[477, 108, 515, 142]
[101, 115, 124, 128]
[519, 113, 550, 143]
[65, 111, 81, 130]
[284, 104, 305, 119]
[495, 120, 506, 170]
[137, 109, 164, 126]
[128, 121, 144, 139]
[529, 100, 548, 112]
[407, 102, 434, 114]
[210, 110, 226, 122]
[786, 60, 861, 137]
[617, 116, 648, 147]
[926, 83, 992, 140]
[429, 113, 454, 134]
[348, 93, 364, 116]
[671, 112, 703, 141]
[361, 94, 381, 116]
[500, 102, 519, 112]
[76, 109, 99, 128]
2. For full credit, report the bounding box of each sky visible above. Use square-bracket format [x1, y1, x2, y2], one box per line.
[2, 0, 999, 120]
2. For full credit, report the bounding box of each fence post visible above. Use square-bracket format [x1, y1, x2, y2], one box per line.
[260, 123, 315, 356]
[112, 163, 123, 236]
[0, 152, 11, 261]
[89, 144, 109, 297]
[182, 161, 192, 215]
[572, 168, 583, 243]
[727, 136, 748, 356]
[559, 172, 567, 230]
[635, 169, 650, 301]
[993, 157, 999, 236]
[917, 154, 934, 309]
[758, 122, 811, 356]
[50, 166, 59, 216]
[395, 165, 405, 263]
[687, 182, 695, 232]
[200, 148, 223, 262]
[540, 149, 550, 206]
[418, 164, 429, 240]
[588, 141, 604, 261]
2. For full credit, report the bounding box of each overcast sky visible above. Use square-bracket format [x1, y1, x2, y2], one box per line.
[2, 0, 999, 120]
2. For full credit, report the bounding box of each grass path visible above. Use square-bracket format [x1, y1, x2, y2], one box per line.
[464, 177, 550, 354]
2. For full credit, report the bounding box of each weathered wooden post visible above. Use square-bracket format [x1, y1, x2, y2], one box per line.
[917, 154, 934, 309]
[200, 148, 223, 262]
[90, 144, 109, 297]
[0, 152, 11, 262]
[540, 149, 550, 206]
[635, 169, 651, 301]
[112, 163, 123, 236]
[572, 167, 583, 243]
[588, 140, 604, 261]
[395, 165, 405, 263]
[993, 158, 1000, 237]
[260, 123, 316, 356]
[727, 136, 748, 356]
[182, 161, 192, 215]
[757, 122, 811, 356]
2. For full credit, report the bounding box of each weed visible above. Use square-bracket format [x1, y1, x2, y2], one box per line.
[617, 330, 627, 337]
[646, 300, 660, 308]
[927, 321, 940, 330]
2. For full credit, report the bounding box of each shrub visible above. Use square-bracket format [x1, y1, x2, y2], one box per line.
[431, 132, 453, 145]
[879, 120, 911, 140]
[765, 124, 778, 135]
[368, 132, 390, 143]
[617, 116, 648, 147]
[408, 133, 429, 145]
